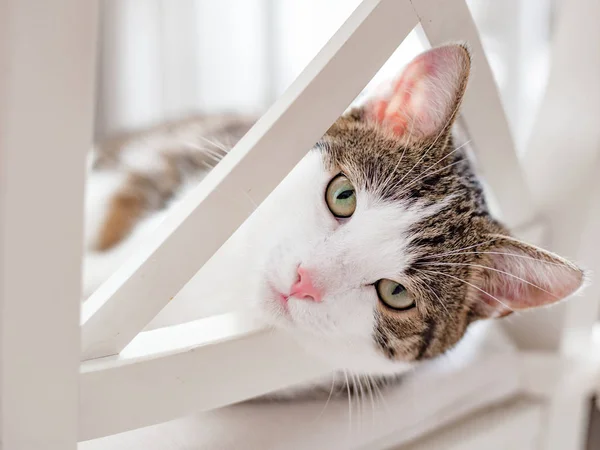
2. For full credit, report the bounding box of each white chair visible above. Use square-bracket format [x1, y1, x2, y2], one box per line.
[1, 0, 598, 449]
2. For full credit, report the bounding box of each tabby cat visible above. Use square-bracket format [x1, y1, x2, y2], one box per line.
[84, 44, 584, 391]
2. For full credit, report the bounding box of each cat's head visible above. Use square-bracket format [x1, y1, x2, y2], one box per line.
[256, 44, 584, 375]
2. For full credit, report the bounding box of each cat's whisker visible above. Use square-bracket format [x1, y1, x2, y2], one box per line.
[314, 373, 336, 423]
[416, 268, 515, 313]
[201, 146, 229, 162]
[343, 370, 353, 432]
[419, 251, 569, 268]
[193, 148, 222, 165]
[180, 140, 225, 163]
[352, 374, 359, 433]
[199, 160, 215, 170]
[354, 373, 367, 430]
[403, 139, 471, 188]
[419, 281, 451, 317]
[349, 372, 360, 431]
[379, 114, 417, 193]
[370, 376, 389, 414]
[380, 149, 408, 196]
[197, 134, 230, 153]
[418, 238, 503, 260]
[398, 107, 418, 152]
[395, 159, 465, 196]
[418, 88, 464, 157]
[416, 261, 559, 299]
[392, 147, 432, 190]
[394, 90, 463, 188]
[385, 141, 467, 196]
[364, 375, 377, 425]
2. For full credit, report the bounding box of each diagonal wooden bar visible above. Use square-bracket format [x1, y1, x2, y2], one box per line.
[81, 0, 420, 360]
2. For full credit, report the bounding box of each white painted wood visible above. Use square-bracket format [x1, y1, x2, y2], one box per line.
[517, 348, 600, 450]
[559, 174, 600, 357]
[497, 0, 600, 353]
[79, 312, 329, 440]
[396, 399, 544, 450]
[79, 318, 520, 443]
[519, 351, 600, 399]
[483, 3, 600, 446]
[540, 366, 596, 450]
[539, 235, 600, 450]
[413, 0, 537, 230]
[0, 1, 98, 448]
[518, 352, 565, 398]
[81, 0, 420, 360]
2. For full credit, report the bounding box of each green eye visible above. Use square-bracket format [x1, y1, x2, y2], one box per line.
[326, 174, 356, 218]
[376, 279, 415, 310]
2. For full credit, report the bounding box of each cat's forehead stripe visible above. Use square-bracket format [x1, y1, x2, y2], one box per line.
[321, 119, 484, 209]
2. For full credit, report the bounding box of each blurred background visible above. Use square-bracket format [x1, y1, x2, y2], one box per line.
[94, 0, 553, 155]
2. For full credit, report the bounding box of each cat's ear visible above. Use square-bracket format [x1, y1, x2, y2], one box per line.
[363, 44, 470, 143]
[469, 235, 586, 320]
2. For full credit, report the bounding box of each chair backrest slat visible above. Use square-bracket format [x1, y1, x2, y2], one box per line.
[415, 0, 538, 230]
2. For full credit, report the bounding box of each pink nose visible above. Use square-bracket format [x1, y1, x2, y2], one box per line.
[289, 267, 322, 302]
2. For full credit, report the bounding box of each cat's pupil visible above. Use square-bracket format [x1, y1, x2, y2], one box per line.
[392, 284, 404, 296]
[337, 190, 354, 200]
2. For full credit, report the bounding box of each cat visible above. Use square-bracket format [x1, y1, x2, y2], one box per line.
[83, 44, 584, 394]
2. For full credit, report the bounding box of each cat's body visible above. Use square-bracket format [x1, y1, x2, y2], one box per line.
[84, 45, 584, 396]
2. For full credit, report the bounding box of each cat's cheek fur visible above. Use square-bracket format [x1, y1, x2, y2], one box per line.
[255, 150, 444, 375]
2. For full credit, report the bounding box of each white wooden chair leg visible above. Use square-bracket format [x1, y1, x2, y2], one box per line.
[0, 1, 98, 448]
[540, 173, 600, 450]
[522, 0, 600, 446]
[540, 374, 593, 450]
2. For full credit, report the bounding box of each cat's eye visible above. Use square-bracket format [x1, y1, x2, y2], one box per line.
[326, 174, 356, 218]
[376, 279, 415, 310]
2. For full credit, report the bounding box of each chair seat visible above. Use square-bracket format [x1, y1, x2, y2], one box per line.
[80, 321, 520, 450]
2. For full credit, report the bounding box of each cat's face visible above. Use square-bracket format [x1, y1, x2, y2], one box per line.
[256, 45, 584, 375]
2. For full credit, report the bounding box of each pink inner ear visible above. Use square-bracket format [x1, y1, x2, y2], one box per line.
[366, 46, 469, 139]
[371, 59, 426, 135]
[477, 247, 584, 317]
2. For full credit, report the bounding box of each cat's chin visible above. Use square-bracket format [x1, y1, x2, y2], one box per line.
[255, 307, 417, 378]
[254, 278, 417, 377]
